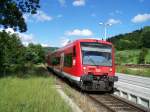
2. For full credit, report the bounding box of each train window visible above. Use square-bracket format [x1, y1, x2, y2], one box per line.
[81, 42, 112, 66]
[80, 42, 112, 49]
[64, 54, 72, 67]
[73, 46, 76, 57]
[51, 57, 60, 65]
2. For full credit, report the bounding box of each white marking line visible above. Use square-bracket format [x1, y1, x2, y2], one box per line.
[56, 87, 83, 112]
[53, 67, 80, 81]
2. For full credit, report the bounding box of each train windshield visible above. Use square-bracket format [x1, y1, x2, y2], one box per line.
[81, 42, 112, 66]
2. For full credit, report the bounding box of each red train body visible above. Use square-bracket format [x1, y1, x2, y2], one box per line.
[47, 39, 118, 91]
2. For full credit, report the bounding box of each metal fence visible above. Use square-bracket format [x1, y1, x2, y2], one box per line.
[114, 73, 150, 108]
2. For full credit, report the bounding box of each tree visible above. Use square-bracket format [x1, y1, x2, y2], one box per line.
[138, 48, 148, 64]
[108, 26, 150, 50]
[0, 31, 46, 77]
[0, 0, 40, 32]
[0, 31, 25, 76]
[25, 43, 45, 64]
[141, 31, 150, 48]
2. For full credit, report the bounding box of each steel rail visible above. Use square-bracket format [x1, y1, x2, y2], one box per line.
[88, 94, 149, 112]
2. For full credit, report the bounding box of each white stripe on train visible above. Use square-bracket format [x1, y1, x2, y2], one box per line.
[51, 67, 81, 82]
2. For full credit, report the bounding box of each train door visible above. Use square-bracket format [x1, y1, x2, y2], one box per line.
[60, 53, 64, 72]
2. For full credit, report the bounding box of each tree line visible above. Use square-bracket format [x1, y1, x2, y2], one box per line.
[0, 31, 45, 77]
[108, 26, 150, 50]
[108, 26, 150, 64]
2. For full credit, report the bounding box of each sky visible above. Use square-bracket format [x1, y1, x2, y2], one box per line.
[2, 0, 150, 47]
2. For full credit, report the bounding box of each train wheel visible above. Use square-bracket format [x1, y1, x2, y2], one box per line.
[108, 82, 114, 94]
[79, 80, 85, 92]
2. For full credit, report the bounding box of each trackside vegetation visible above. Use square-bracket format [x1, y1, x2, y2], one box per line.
[100, 25, 150, 77]
[116, 65, 150, 77]
[0, 77, 70, 112]
[0, 31, 71, 112]
[115, 49, 150, 77]
[115, 49, 150, 64]
[108, 26, 150, 77]
[0, 31, 45, 77]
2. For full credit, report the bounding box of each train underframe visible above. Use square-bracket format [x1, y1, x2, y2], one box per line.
[47, 67, 118, 92]
[79, 74, 118, 91]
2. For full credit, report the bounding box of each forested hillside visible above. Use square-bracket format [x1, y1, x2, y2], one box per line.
[108, 26, 150, 50]
[44, 47, 59, 53]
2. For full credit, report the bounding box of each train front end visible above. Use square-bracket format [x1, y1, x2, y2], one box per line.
[79, 41, 118, 91]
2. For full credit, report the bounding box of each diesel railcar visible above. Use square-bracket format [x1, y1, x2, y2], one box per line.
[47, 39, 118, 91]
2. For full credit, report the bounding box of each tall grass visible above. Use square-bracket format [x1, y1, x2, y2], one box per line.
[0, 77, 70, 112]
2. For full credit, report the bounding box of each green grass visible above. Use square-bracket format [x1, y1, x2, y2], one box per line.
[115, 49, 150, 64]
[0, 77, 70, 112]
[116, 65, 150, 77]
[115, 49, 150, 77]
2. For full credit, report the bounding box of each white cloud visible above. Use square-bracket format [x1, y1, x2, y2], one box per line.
[65, 29, 93, 36]
[0, 28, 51, 47]
[19, 33, 34, 43]
[131, 13, 150, 23]
[41, 43, 49, 47]
[16, 33, 34, 46]
[58, 0, 66, 7]
[0, 28, 34, 46]
[72, 0, 85, 7]
[33, 10, 52, 22]
[23, 10, 52, 22]
[106, 18, 121, 25]
[0, 28, 15, 34]
[23, 14, 29, 21]
[60, 37, 70, 46]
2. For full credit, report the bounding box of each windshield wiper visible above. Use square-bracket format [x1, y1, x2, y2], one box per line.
[87, 56, 97, 65]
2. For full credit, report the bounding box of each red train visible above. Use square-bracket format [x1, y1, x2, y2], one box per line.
[46, 39, 118, 91]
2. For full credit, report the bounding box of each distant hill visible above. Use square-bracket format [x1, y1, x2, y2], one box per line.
[108, 26, 150, 50]
[44, 47, 59, 54]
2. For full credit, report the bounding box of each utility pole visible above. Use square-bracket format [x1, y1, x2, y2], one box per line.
[99, 22, 112, 41]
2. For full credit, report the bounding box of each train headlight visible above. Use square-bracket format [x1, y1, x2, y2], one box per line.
[109, 68, 112, 72]
[83, 67, 86, 70]
[72, 59, 76, 66]
[83, 67, 87, 74]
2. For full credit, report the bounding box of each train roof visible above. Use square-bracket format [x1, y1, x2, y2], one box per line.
[51, 38, 112, 54]
[76, 38, 112, 45]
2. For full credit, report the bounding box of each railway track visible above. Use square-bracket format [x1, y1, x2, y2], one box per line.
[48, 69, 149, 112]
[88, 94, 150, 112]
